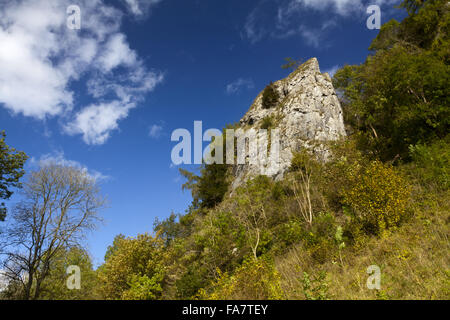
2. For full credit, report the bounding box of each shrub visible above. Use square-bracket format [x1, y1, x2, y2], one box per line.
[408, 137, 450, 190]
[261, 115, 274, 129]
[176, 264, 210, 299]
[262, 82, 280, 109]
[193, 209, 247, 274]
[341, 161, 411, 235]
[199, 257, 284, 300]
[97, 233, 167, 300]
[313, 212, 336, 240]
[342, 217, 367, 248]
[300, 271, 330, 300]
[303, 213, 337, 263]
[276, 220, 304, 247]
[309, 239, 335, 264]
[123, 274, 164, 300]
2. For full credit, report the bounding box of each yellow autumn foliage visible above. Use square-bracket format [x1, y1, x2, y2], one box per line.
[341, 161, 411, 235]
[198, 258, 284, 300]
[97, 233, 167, 300]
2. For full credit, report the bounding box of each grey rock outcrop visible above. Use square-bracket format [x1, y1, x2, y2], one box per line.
[232, 58, 346, 189]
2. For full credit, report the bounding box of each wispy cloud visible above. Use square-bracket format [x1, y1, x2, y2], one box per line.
[0, 0, 164, 145]
[149, 122, 164, 139]
[242, 0, 401, 46]
[226, 78, 255, 95]
[324, 65, 340, 77]
[64, 101, 133, 145]
[122, 0, 162, 17]
[29, 151, 110, 182]
[278, 0, 399, 18]
[281, 0, 364, 17]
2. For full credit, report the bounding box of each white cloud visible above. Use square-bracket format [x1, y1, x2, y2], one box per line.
[97, 33, 137, 72]
[122, 0, 163, 17]
[0, 1, 73, 119]
[280, 0, 398, 17]
[243, 6, 267, 45]
[65, 101, 134, 145]
[299, 28, 321, 48]
[30, 151, 109, 182]
[226, 78, 255, 95]
[324, 65, 340, 77]
[243, 0, 401, 45]
[149, 123, 164, 139]
[69, 66, 163, 144]
[86, 66, 164, 101]
[0, 0, 164, 145]
[284, 0, 364, 17]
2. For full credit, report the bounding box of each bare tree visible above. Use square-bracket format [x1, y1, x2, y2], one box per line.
[234, 178, 271, 260]
[292, 170, 313, 228]
[0, 164, 104, 299]
[290, 150, 322, 228]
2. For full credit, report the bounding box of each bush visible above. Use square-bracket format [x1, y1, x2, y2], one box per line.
[193, 209, 247, 273]
[341, 161, 411, 235]
[261, 115, 274, 129]
[176, 264, 210, 299]
[97, 233, 166, 300]
[276, 220, 304, 248]
[262, 82, 280, 109]
[306, 213, 338, 264]
[300, 271, 330, 300]
[199, 257, 284, 300]
[408, 137, 450, 190]
[309, 240, 335, 264]
[290, 150, 316, 172]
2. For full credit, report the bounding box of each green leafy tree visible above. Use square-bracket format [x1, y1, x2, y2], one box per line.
[180, 164, 229, 210]
[0, 131, 27, 221]
[399, 0, 426, 15]
[37, 247, 99, 300]
[179, 126, 233, 210]
[97, 233, 167, 300]
[260, 115, 275, 130]
[154, 213, 187, 246]
[333, 0, 450, 160]
[408, 136, 450, 189]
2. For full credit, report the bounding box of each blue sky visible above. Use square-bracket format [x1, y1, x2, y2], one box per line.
[0, 0, 405, 267]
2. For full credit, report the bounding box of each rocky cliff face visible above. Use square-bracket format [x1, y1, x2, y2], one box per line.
[232, 58, 346, 189]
